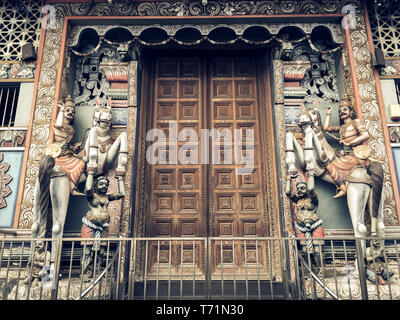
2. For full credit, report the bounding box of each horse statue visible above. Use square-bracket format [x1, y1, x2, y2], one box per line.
[285, 100, 385, 256]
[31, 96, 128, 262]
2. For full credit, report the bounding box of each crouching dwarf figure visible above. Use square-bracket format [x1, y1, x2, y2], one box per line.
[81, 173, 125, 281]
[23, 240, 51, 285]
[365, 239, 393, 285]
[285, 172, 324, 271]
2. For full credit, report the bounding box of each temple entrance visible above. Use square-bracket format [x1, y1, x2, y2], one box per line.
[137, 49, 277, 280]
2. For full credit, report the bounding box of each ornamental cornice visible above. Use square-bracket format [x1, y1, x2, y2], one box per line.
[52, 0, 360, 17]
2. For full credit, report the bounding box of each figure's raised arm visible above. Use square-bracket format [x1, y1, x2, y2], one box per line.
[53, 102, 65, 129]
[85, 172, 95, 199]
[109, 176, 126, 201]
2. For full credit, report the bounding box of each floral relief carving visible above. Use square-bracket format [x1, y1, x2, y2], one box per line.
[18, 10, 65, 228]
[0, 153, 13, 209]
[349, 14, 398, 225]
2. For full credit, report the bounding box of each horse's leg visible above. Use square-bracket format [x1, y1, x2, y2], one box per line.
[87, 127, 99, 174]
[311, 131, 328, 165]
[286, 132, 305, 175]
[49, 176, 70, 262]
[304, 127, 315, 174]
[31, 179, 42, 238]
[347, 182, 370, 256]
[376, 191, 385, 237]
[370, 189, 385, 237]
[106, 132, 128, 176]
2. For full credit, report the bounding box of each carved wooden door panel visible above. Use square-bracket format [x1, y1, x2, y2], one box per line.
[148, 56, 206, 275]
[146, 53, 267, 277]
[208, 57, 267, 275]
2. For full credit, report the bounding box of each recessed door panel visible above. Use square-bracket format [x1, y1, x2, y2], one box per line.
[145, 53, 268, 277]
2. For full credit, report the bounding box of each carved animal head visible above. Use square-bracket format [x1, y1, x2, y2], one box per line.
[298, 107, 322, 132]
[93, 96, 112, 127]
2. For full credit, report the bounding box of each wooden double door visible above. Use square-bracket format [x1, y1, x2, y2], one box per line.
[141, 50, 271, 275]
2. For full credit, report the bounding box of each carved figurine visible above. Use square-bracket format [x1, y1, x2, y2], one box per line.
[23, 240, 51, 285]
[31, 96, 86, 263]
[0, 63, 9, 78]
[365, 239, 393, 284]
[285, 100, 385, 260]
[323, 97, 384, 238]
[32, 95, 129, 265]
[275, 33, 294, 61]
[81, 173, 125, 281]
[323, 97, 371, 198]
[82, 97, 128, 178]
[285, 172, 324, 270]
[46, 95, 86, 195]
[18, 63, 35, 78]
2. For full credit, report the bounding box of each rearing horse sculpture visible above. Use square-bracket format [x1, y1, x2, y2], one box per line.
[285, 104, 385, 255]
[31, 96, 128, 261]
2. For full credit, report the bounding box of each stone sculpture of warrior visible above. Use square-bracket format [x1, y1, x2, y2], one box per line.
[81, 173, 125, 281]
[285, 172, 324, 270]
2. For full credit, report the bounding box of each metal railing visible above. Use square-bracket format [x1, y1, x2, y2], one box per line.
[0, 236, 400, 300]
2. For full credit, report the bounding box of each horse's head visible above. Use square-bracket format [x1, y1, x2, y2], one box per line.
[93, 96, 112, 127]
[298, 107, 322, 132]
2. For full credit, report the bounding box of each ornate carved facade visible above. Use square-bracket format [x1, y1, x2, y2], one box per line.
[0, 0, 400, 300]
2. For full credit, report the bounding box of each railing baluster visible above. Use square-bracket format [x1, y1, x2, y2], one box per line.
[156, 240, 160, 300]
[14, 241, 24, 300]
[143, 240, 149, 300]
[395, 240, 400, 279]
[206, 237, 211, 300]
[220, 239, 223, 298]
[192, 240, 195, 299]
[103, 240, 111, 300]
[39, 240, 50, 301]
[292, 238, 302, 300]
[4, 241, 13, 300]
[180, 240, 183, 300]
[128, 238, 136, 300]
[92, 244, 98, 300]
[244, 240, 248, 300]
[79, 241, 86, 298]
[330, 239, 339, 298]
[256, 239, 260, 300]
[232, 239, 236, 300]
[382, 240, 392, 300]
[343, 240, 352, 300]
[26, 240, 35, 301]
[115, 240, 122, 300]
[318, 242, 326, 300]
[66, 240, 74, 300]
[267, 240, 273, 300]
[355, 238, 368, 300]
[168, 240, 171, 300]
